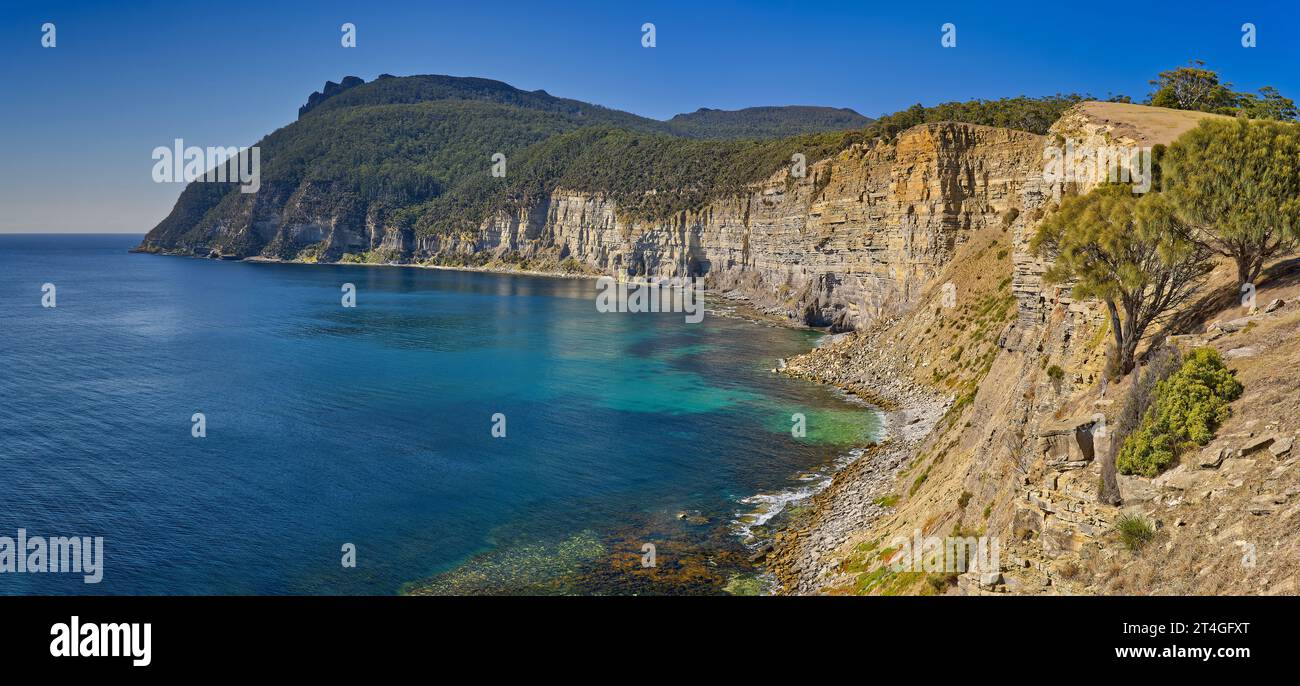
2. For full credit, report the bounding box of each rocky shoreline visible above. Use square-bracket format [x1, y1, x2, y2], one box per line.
[763, 323, 951, 594]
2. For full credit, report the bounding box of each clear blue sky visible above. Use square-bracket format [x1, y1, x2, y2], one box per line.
[1, 0, 1296, 233]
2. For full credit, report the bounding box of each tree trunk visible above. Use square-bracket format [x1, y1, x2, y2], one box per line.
[1234, 253, 1255, 291]
[1105, 300, 1125, 375]
[1119, 327, 1143, 376]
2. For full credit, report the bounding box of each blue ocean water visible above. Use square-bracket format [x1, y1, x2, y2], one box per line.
[0, 234, 879, 595]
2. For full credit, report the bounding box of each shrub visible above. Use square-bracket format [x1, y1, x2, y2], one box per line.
[1114, 513, 1156, 552]
[1046, 364, 1065, 381]
[1116, 348, 1243, 476]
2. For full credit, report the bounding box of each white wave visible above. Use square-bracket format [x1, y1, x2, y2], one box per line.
[731, 446, 870, 544]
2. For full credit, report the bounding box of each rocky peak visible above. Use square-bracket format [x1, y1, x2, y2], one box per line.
[298, 76, 366, 118]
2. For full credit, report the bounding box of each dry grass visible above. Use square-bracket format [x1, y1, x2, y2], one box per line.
[1071, 101, 1228, 146]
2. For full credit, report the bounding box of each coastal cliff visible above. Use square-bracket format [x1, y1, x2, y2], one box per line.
[139, 120, 1043, 332]
[138, 75, 1300, 596]
[767, 102, 1300, 596]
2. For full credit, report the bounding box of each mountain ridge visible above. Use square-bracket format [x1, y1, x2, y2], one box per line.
[295, 74, 873, 138]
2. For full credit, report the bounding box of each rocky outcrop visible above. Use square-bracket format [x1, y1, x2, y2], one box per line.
[298, 76, 366, 118]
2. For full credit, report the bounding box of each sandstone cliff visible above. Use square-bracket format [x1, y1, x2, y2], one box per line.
[766, 102, 1300, 597]
[140, 121, 1045, 332]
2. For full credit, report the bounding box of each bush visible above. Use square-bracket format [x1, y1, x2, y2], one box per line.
[1046, 365, 1065, 381]
[1116, 348, 1243, 476]
[1114, 513, 1156, 552]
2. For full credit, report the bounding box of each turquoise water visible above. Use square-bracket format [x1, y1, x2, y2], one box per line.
[0, 234, 879, 594]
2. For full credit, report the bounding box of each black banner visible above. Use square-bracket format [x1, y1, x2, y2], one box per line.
[0, 595, 1287, 674]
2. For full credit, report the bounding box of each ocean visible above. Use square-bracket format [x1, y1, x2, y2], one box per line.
[0, 234, 879, 594]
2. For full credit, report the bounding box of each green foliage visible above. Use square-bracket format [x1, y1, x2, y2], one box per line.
[1114, 514, 1156, 552]
[300, 74, 666, 131]
[1116, 348, 1243, 477]
[1162, 116, 1300, 286]
[1146, 60, 1297, 121]
[664, 106, 872, 139]
[863, 94, 1087, 138]
[303, 75, 877, 139]
[1032, 185, 1212, 374]
[1046, 365, 1065, 381]
[1147, 61, 1240, 114]
[1238, 86, 1299, 121]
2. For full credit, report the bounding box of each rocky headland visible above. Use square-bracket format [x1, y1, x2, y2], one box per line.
[139, 75, 1300, 595]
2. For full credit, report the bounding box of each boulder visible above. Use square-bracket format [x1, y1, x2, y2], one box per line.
[1248, 495, 1282, 515]
[1220, 458, 1256, 478]
[1117, 474, 1158, 502]
[1218, 317, 1253, 333]
[1239, 435, 1277, 456]
[1197, 446, 1227, 469]
[1041, 521, 1087, 557]
[1012, 507, 1043, 540]
[1156, 467, 1210, 491]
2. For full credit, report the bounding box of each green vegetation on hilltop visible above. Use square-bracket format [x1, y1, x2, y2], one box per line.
[1147, 61, 1297, 121]
[301, 74, 668, 132]
[405, 93, 1094, 234]
[1116, 348, 1243, 477]
[264, 100, 578, 206]
[862, 94, 1089, 139]
[407, 125, 862, 234]
[665, 106, 872, 139]
[301, 75, 876, 139]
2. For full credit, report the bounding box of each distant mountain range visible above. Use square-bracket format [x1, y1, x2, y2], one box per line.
[297, 74, 872, 137]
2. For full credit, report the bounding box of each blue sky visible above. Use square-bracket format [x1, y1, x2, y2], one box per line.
[1, 0, 1296, 233]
